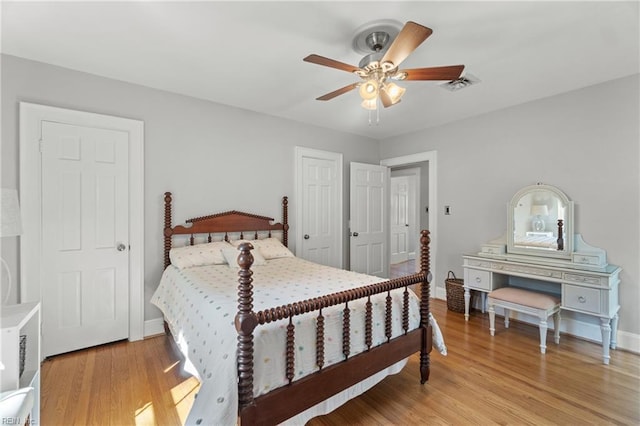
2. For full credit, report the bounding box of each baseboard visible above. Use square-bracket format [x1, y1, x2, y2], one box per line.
[144, 317, 165, 337]
[616, 330, 640, 354]
[433, 290, 640, 354]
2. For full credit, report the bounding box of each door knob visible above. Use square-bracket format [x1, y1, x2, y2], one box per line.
[352, 232, 359, 237]
[117, 243, 127, 252]
[304, 234, 310, 240]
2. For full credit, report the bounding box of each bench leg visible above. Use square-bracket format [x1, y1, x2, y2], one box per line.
[538, 316, 549, 354]
[489, 303, 496, 336]
[553, 310, 561, 345]
[504, 309, 510, 329]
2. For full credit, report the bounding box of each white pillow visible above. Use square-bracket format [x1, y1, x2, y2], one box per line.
[169, 241, 231, 269]
[221, 246, 267, 268]
[231, 238, 294, 260]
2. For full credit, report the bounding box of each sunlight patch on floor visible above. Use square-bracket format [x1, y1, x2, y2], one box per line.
[164, 360, 180, 373]
[171, 377, 201, 424]
[134, 401, 155, 425]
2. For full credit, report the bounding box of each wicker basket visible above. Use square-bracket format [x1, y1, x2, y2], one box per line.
[445, 271, 465, 313]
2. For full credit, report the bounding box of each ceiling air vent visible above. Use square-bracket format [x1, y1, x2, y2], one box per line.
[440, 73, 480, 92]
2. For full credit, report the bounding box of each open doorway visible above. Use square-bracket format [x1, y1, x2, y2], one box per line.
[381, 152, 437, 290]
[389, 168, 421, 276]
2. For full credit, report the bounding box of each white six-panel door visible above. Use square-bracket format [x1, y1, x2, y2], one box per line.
[300, 156, 341, 268]
[349, 162, 389, 277]
[300, 157, 335, 266]
[41, 121, 130, 356]
[390, 176, 410, 264]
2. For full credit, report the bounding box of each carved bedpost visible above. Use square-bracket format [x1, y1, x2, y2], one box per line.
[235, 243, 258, 410]
[419, 230, 431, 384]
[557, 219, 564, 251]
[163, 192, 173, 269]
[282, 196, 289, 247]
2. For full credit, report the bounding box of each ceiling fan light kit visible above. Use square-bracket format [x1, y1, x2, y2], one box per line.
[304, 20, 466, 120]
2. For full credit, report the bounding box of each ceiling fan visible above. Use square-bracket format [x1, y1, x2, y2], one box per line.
[303, 21, 465, 110]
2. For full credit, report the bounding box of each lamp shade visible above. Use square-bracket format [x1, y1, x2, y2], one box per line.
[359, 80, 378, 100]
[1, 189, 23, 237]
[382, 82, 406, 104]
[361, 99, 377, 110]
[530, 205, 549, 217]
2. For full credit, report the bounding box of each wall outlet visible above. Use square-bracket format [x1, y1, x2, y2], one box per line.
[445, 205, 451, 215]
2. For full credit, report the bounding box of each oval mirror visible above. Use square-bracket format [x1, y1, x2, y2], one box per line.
[507, 183, 574, 259]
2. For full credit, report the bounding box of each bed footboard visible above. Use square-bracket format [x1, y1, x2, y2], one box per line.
[235, 230, 432, 425]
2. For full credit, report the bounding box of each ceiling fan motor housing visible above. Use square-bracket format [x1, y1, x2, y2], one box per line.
[365, 31, 390, 52]
[358, 52, 384, 70]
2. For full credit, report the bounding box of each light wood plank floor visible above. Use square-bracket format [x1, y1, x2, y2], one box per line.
[41, 299, 639, 425]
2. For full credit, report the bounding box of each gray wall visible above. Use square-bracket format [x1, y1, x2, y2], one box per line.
[0, 54, 379, 319]
[2, 54, 638, 339]
[380, 74, 640, 336]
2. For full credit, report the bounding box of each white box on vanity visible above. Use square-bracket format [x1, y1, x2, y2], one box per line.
[462, 183, 620, 364]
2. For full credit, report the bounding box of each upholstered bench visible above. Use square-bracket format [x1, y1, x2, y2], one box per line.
[487, 287, 561, 354]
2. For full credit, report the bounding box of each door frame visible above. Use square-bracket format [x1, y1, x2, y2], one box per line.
[294, 146, 343, 269]
[19, 102, 145, 342]
[381, 151, 437, 296]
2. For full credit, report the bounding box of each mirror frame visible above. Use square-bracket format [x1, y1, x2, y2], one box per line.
[507, 183, 574, 259]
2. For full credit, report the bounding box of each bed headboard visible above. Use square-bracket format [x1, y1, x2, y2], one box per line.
[163, 192, 289, 268]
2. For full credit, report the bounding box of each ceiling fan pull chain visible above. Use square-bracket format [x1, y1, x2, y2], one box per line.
[368, 99, 381, 126]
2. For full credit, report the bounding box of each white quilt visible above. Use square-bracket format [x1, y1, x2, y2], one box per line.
[151, 257, 423, 425]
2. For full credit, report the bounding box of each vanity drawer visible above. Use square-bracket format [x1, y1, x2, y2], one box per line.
[466, 259, 493, 269]
[464, 269, 491, 291]
[480, 244, 505, 255]
[572, 252, 606, 267]
[564, 273, 604, 287]
[563, 285, 601, 314]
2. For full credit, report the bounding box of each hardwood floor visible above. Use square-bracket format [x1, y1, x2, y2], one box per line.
[390, 259, 416, 278]
[41, 299, 639, 425]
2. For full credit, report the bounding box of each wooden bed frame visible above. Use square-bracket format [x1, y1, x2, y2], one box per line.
[163, 192, 433, 425]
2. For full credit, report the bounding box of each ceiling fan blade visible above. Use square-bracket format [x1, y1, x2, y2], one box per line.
[316, 83, 359, 101]
[401, 65, 465, 81]
[380, 21, 433, 68]
[303, 54, 361, 73]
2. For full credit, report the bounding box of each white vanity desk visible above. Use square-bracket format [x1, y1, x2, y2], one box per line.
[463, 184, 621, 364]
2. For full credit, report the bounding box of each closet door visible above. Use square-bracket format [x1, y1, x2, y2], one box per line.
[40, 121, 130, 357]
[295, 147, 343, 269]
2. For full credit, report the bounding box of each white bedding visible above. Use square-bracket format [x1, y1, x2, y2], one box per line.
[151, 256, 423, 425]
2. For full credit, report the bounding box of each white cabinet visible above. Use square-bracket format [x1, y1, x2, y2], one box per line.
[1, 302, 41, 424]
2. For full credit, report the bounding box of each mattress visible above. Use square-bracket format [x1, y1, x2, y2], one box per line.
[151, 256, 422, 425]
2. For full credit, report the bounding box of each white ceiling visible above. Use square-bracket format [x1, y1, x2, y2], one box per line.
[2, 1, 639, 140]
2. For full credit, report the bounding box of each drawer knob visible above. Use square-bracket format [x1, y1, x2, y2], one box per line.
[578, 296, 586, 303]
[475, 277, 482, 283]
